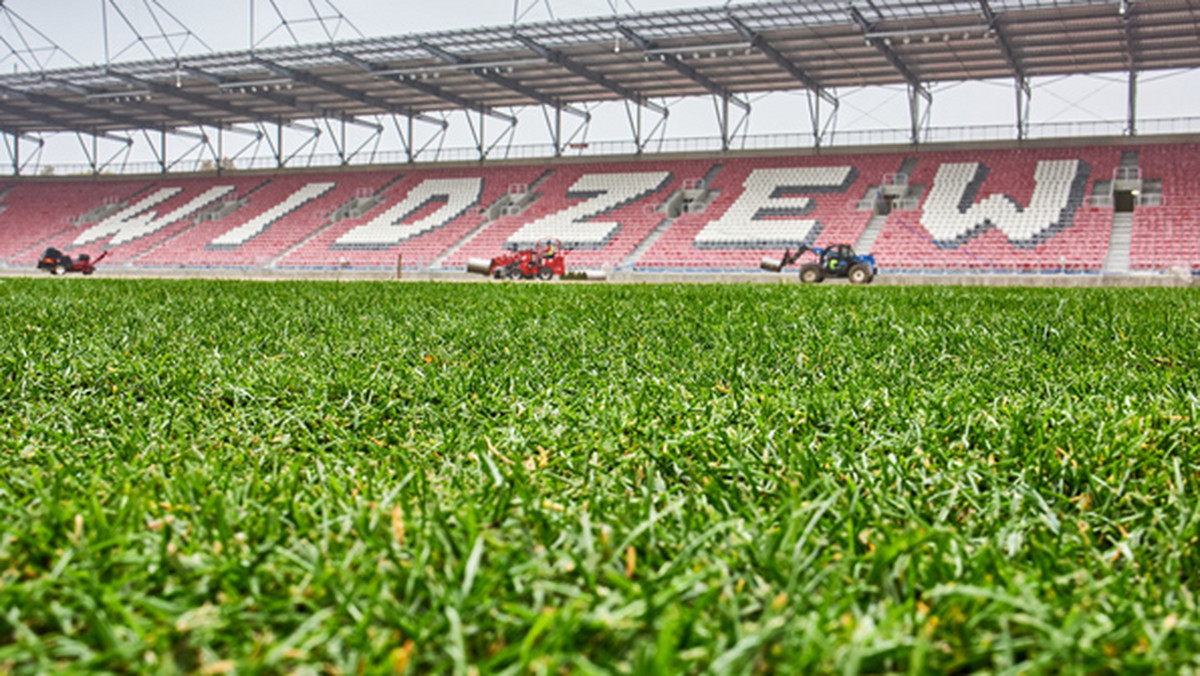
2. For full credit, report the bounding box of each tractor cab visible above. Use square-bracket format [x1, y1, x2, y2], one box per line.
[819, 244, 858, 272]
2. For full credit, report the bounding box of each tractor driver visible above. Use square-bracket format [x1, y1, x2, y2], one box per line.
[543, 241, 557, 259]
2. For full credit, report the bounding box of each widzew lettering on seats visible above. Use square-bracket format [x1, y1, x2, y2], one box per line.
[208, 183, 336, 249]
[507, 172, 673, 249]
[921, 159, 1090, 247]
[74, 186, 235, 247]
[693, 167, 857, 248]
[334, 178, 483, 248]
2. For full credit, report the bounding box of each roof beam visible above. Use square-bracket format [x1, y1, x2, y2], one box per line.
[73, 74, 238, 133]
[418, 40, 589, 119]
[848, 5, 931, 102]
[979, 0, 1029, 93]
[0, 84, 164, 131]
[727, 15, 835, 107]
[511, 32, 667, 115]
[250, 55, 444, 127]
[0, 99, 131, 143]
[107, 68, 268, 127]
[0, 127, 43, 144]
[183, 64, 382, 132]
[616, 25, 750, 112]
[333, 49, 508, 125]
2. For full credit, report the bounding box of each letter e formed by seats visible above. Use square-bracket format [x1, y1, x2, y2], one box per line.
[693, 166, 857, 248]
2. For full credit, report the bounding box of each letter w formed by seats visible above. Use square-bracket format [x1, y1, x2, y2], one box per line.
[920, 159, 1089, 247]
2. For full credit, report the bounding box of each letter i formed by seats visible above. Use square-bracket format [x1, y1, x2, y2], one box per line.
[209, 183, 336, 248]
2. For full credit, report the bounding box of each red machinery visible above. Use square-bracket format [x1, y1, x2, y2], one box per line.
[468, 238, 566, 280]
[37, 248, 109, 276]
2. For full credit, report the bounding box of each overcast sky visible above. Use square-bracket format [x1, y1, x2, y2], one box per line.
[3, 0, 1199, 169]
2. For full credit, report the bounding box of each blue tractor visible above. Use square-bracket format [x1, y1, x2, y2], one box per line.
[761, 243, 876, 284]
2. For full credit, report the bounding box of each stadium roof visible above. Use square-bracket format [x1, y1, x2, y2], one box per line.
[0, 0, 1194, 135]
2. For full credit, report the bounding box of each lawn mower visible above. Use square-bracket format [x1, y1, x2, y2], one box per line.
[467, 238, 566, 280]
[762, 243, 876, 284]
[37, 247, 109, 276]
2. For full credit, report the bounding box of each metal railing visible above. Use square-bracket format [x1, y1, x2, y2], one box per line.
[1114, 167, 1143, 181]
[23, 116, 1200, 177]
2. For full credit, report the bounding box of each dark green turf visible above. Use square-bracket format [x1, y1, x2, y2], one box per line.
[2, 279, 1199, 674]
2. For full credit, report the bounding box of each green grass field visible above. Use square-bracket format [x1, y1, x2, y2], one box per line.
[2, 279, 1199, 674]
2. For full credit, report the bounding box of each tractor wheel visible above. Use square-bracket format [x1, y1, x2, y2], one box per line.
[492, 268, 504, 279]
[848, 263, 873, 285]
[536, 266, 554, 281]
[506, 265, 525, 280]
[799, 264, 824, 284]
[52, 264, 66, 276]
[82, 269, 95, 276]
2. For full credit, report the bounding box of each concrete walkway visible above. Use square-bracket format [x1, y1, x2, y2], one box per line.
[2, 265, 1193, 287]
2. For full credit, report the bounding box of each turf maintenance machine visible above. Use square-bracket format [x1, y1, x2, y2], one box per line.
[468, 238, 566, 280]
[37, 248, 109, 276]
[762, 243, 876, 284]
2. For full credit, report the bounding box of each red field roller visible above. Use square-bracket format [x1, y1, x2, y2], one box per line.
[467, 238, 566, 280]
[37, 248, 109, 276]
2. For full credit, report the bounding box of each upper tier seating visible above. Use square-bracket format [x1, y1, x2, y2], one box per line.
[0, 143, 1195, 275]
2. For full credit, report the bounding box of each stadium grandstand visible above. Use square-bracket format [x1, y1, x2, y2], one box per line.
[0, 0, 1198, 277]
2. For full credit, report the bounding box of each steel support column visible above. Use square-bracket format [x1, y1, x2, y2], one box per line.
[728, 12, 836, 146]
[850, 5, 930, 144]
[635, 103, 642, 153]
[908, 84, 930, 145]
[5, 132, 49, 177]
[77, 130, 134, 176]
[554, 106, 562, 157]
[407, 115, 414, 163]
[1127, 70, 1138, 137]
[807, 89, 838, 148]
[720, 96, 730, 151]
[1120, 0, 1138, 136]
[1015, 79, 1031, 140]
[980, 0, 1030, 142]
